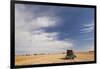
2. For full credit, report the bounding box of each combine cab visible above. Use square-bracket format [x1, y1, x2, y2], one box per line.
[65, 50, 76, 59]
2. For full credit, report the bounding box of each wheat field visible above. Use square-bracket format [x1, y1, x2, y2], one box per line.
[15, 52, 94, 66]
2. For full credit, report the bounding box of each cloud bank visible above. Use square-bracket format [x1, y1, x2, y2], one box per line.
[15, 4, 73, 55]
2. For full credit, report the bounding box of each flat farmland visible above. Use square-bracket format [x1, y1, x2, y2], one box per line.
[15, 52, 94, 66]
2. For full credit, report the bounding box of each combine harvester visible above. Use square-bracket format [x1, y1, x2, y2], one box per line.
[65, 50, 76, 59]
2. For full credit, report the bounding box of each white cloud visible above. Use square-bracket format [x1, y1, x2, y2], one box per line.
[15, 4, 73, 55]
[15, 29, 73, 55]
[36, 16, 57, 27]
[80, 22, 94, 33]
[31, 32, 73, 54]
[15, 4, 58, 31]
[84, 23, 94, 27]
[83, 38, 94, 40]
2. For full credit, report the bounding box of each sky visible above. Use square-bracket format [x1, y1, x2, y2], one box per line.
[15, 4, 95, 55]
